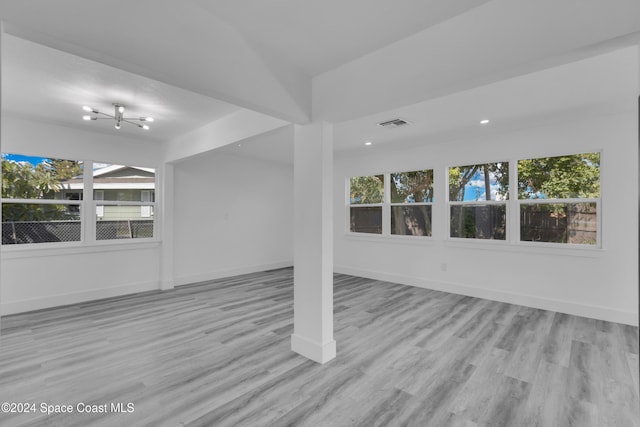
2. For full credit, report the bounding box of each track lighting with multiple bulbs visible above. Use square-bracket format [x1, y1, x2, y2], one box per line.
[82, 104, 154, 130]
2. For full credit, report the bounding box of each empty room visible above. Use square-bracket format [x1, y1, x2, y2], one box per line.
[0, 1, 639, 426]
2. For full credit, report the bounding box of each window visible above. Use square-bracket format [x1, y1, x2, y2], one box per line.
[349, 175, 383, 233]
[1, 154, 157, 246]
[2, 154, 83, 245]
[390, 170, 433, 236]
[94, 164, 156, 240]
[348, 170, 434, 237]
[518, 153, 599, 245]
[448, 162, 509, 240]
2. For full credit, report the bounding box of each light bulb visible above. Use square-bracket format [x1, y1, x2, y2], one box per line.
[82, 105, 92, 112]
[144, 117, 154, 122]
[118, 105, 125, 113]
[142, 124, 150, 130]
[115, 123, 121, 130]
[82, 115, 91, 121]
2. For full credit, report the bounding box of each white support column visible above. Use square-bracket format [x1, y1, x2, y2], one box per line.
[637, 44, 640, 330]
[160, 162, 175, 290]
[291, 122, 336, 364]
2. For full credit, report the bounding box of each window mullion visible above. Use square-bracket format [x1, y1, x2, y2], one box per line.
[382, 173, 390, 235]
[510, 159, 518, 244]
[83, 160, 94, 244]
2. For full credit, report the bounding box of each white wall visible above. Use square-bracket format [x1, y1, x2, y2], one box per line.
[334, 111, 638, 325]
[1, 117, 164, 314]
[172, 150, 293, 285]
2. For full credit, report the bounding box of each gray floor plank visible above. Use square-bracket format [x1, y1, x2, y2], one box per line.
[1, 268, 637, 426]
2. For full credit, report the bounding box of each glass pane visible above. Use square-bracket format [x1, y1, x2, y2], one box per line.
[520, 203, 597, 245]
[390, 170, 433, 203]
[1, 153, 84, 200]
[93, 164, 155, 201]
[450, 204, 506, 240]
[96, 205, 154, 240]
[350, 175, 384, 204]
[518, 153, 600, 199]
[449, 163, 509, 202]
[2, 203, 81, 244]
[350, 206, 382, 234]
[391, 205, 432, 236]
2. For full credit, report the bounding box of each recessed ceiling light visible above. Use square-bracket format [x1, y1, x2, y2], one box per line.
[364, 141, 372, 146]
[480, 119, 490, 125]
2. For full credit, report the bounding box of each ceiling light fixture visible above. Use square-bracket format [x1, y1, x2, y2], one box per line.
[81, 104, 153, 130]
[364, 141, 372, 146]
[480, 119, 490, 125]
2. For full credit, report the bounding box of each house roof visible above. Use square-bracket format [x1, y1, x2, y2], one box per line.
[92, 165, 155, 178]
[60, 165, 155, 190]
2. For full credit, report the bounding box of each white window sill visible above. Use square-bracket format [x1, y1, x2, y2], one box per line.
[342, 233, 603, 258]
[344, 232, 436, 246]
[1, 239, 161, 259]
[444, 238, 603, 258]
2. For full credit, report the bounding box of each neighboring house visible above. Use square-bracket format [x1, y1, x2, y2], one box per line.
[58, 165, 156, 221]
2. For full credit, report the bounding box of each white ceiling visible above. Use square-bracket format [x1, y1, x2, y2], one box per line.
[195, 0, 491, 76]
[0, 0, 638, 161]
[333, 47, 639, 153]
[231, 46, 638, 164]
[1, 34, 241, 142]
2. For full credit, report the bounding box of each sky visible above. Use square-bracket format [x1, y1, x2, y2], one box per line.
[463, 170, 506, 201]
[2, 153, 110, 170]
[2, 153, 48, 165]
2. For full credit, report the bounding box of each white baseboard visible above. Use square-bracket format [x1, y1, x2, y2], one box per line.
[1, 261, 293, 316]
[335, 265, 638, 326]
[1, 280, 160, 316]
[173, 260, 293, 287]
[291, 334, 337, 364]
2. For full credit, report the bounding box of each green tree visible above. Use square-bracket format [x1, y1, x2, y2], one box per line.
[2, 159, 60, 199]
[391, 170, 433, 203]
[449, 162, 509, 201]
[350, 175, 384, 204]
[49, 159, 83, 180]
[2, 157, 81, 221]
[517, 153, 600, 199]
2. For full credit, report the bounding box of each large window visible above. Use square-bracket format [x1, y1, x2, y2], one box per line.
[347, 153, 601, 249]
[518, 153, 599, 245]
[349, 170, 434, 237]
[448, 162, 509, 240]
[1, 154, 157, 246]
[2, 154, 83, 244]
[93, 164, 156, 240]
[390, 170, 433, 236]
[349, 175, 383, 234]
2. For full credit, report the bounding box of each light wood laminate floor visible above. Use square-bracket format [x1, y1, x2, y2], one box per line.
[0, 268, 638, 426]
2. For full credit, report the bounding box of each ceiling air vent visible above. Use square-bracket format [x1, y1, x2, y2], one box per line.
[377, 118, 410, 129]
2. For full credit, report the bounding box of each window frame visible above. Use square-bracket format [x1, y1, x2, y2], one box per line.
[1, 156, 160, 249]
[345, 153, 603, 252]
[389, 169, 434, 237]
[347, 174, 385, 235]
[447, 161, 509, 242]
[516, 151, 601, 248]
[347, 169, 435, 239]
